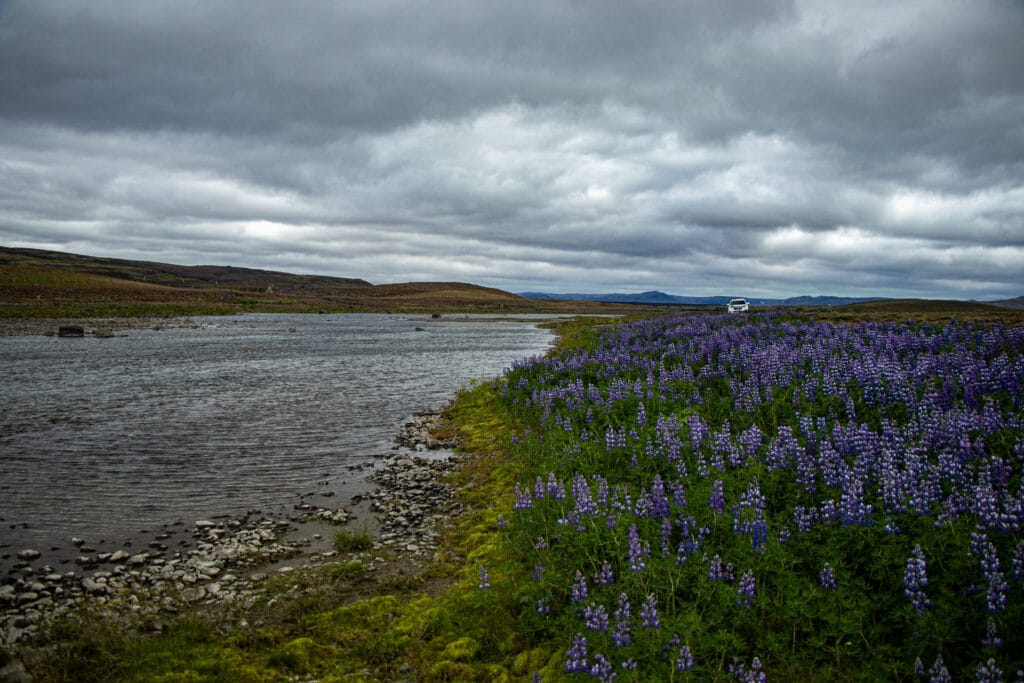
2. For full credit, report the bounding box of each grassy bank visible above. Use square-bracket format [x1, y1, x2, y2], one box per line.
[13, 310, 1024, 681]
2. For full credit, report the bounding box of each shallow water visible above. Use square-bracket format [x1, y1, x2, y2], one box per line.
[0, 313, 555, 564]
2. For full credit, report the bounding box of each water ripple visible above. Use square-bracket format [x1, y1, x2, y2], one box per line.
[0, 314, 555, 556]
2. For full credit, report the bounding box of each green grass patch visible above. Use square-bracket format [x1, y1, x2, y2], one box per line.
[333, 527, 374, 553]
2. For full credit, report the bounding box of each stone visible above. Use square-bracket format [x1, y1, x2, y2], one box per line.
[15, 592, 39, 605]
[180, 585, 203, 602]
[16, 549, 41, 561]
[108, 550, 131, 563]
[58, 325, 85, 337]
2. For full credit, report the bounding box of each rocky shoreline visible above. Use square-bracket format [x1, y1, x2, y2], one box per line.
[0, 408, 463, 657]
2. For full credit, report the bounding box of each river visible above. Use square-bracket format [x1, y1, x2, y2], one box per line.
[0, 313, 556, 571]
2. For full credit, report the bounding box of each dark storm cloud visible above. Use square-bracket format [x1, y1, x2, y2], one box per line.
[1, 0, 1022, 298]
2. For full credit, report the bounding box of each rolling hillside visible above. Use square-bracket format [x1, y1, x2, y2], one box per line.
[0, 247, 658, 318]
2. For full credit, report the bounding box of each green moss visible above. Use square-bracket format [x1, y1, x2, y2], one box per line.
[427, 660, 478, 681]
[511, 648, 553, 676]
[441, 636, 479, 661]
[267, 638, 326, 672]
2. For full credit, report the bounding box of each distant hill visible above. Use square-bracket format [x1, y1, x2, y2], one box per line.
[518, 290, 890, 307]
[0, 246, 661, 318]
[0, 246, 373, 291]
[992, 296, 1024, 310]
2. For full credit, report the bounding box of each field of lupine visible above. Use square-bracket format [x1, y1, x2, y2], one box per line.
[493, 312, 1024, 681]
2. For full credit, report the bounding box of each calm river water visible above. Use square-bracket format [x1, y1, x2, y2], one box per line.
[0, 314, 555, 566]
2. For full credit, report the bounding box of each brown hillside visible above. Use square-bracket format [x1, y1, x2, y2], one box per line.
[0, 247, 660, 317]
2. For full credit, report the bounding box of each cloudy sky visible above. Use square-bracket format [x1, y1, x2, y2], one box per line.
[1, 0, 1022, 299]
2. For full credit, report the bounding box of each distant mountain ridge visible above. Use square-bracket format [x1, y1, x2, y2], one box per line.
[992, 296, 1024, 310]
[518, 290, 891, 307]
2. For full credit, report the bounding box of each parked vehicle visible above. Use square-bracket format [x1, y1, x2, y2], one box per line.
[727, 298, 749, 313]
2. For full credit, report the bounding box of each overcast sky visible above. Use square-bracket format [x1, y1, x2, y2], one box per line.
[1, 1, 1022, 299]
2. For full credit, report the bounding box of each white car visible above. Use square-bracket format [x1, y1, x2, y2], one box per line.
[727, 298, 749, 313]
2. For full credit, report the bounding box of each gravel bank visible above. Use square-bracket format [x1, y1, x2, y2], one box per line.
[1, 408, 463, 651]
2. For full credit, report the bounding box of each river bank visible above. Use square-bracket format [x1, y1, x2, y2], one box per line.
[1, 409, 463, 656]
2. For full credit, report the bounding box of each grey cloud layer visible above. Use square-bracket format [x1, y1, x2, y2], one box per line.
[1, 0, 1022, 298]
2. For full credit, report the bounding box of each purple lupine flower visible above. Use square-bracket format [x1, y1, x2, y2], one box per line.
[596, 560, 615, 587]
[648, 475, 671, 519]
[1012, 539, 1024, 582]
[612, 593, 632, 648]
[477, 567, 490, 590]
[627, 523, 647, 572]
[564, 633, 588, 673]
[707, 554, 734, 582]
[710, 479, 725, 513]
[840, 471, 873, 526]
[982, 617, 1001, 649]
[661, 518, 674, 558]
[664, 632, 680, 660]
[675, 645, 694, 672]
[572, 473, 597, 521]
[737, 569, 756, 609]
[584, 602, 610, 633]
[976, 658, 1003, 683]
[536, 597, 550, 615]
[755, 518, 769, 551]
[688, 413, 708, 454]
[513, 482, 533, 510]
[572, 571, 589, 603]
[972, 532, 1009, 613]
[621, 658, 637, 671]
[904, 545, 930, 615]
[534, 564, 545, 582]
[794, 505, 818, 533]
[589, 652, 615, 682]
[548, 472, 566, 500]
[729, 656, 767, 682]
[669, 480, 687, 508]
[820, 562, 837, 590]
[928, 655, 952, 683]
[640, 593, 660, 629]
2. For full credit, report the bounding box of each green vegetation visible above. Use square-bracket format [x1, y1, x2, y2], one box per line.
[333, 527, 374, 553]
